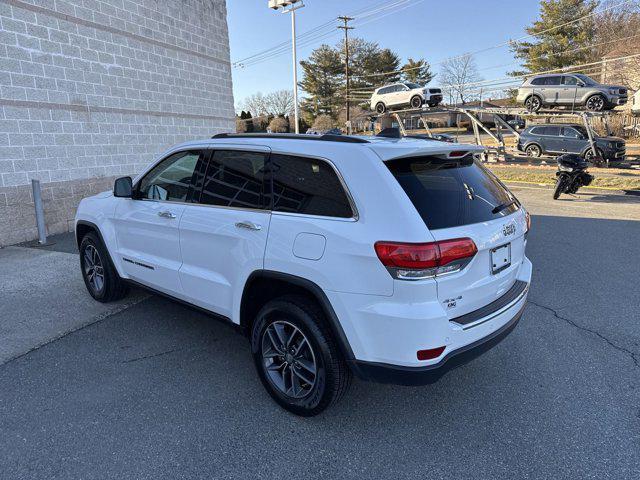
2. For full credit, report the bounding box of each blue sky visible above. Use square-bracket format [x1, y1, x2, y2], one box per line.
[227, 0, 542, 109]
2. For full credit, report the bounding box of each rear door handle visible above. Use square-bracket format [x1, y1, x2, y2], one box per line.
[158, 210, 177, 219]
[235, 221, 262, 231]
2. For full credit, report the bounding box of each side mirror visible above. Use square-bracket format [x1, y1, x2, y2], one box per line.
[113, 176, 133, 198]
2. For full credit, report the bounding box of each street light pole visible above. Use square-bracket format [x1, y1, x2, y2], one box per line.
[269, 0, 304, 134]
[290, 6, 300, 133]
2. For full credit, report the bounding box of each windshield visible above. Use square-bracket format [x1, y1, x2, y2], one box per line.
[405, 82, 422, 89]
[385, 155, 519, 230]
[574, 74, 598, 86]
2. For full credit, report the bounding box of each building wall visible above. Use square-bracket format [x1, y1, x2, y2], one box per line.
[0, 0, 234, 246]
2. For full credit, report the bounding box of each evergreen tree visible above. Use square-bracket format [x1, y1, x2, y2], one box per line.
[401, 58, 434, 84]
[299, 45, 343, 118]
[511, 0, 598, 75]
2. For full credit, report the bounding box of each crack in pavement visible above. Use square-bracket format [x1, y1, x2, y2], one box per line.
[0, 294, 151, 368]
[527, 299, 639, 368]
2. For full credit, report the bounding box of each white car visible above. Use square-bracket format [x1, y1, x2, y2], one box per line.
[370, 82, 443, 114]
[632, 90, 640, 116]
[75, 133, 532, 416]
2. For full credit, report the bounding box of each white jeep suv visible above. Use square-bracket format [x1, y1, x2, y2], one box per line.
[370, 82, 443, 114]
[75, 133, 532, 416]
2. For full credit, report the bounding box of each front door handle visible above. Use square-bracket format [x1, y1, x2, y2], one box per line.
[158, 210, 177, 219]
[235, 221, 262, 231]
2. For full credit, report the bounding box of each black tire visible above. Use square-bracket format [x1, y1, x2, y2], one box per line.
[525, 144, 542, 157]
[375, 102, 386, 114]
[525, 95, 542, 112]
[251, 295, 352, 416]
[79, 231, 128, 302]
[585, 94, 606, 112]
[583, 147, 603, 165]
[410, 96, 423, 109]
[553, 176, 567, 200]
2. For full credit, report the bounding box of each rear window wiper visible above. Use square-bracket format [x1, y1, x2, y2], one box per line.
[491, 200, 517, 214]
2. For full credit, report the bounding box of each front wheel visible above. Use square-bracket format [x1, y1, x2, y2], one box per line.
[251, 295, 351, 416]
[553, 175, 568, 200]
[525, 95, 542, 112]
[410, 96, 423, 109]
[79, 232, 128, 302]
[585, 94, 606, 112]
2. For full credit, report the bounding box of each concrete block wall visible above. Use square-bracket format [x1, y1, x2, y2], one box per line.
[0, 0, 234, 246]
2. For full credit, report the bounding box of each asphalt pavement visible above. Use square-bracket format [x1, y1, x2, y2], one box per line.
[1, 186, 639, 479]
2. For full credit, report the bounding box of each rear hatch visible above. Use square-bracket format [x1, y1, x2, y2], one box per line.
[384, 154, 527, 320]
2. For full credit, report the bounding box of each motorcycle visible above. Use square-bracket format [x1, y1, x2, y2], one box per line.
[553, 153, 594, 200]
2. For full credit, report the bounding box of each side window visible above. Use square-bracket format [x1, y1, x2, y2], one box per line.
[562, 76, 578, 86]
[137, 150, 203, 202]
[546, 76, 562, 86]
[531, 77, 545, 86]
[270, 154, 353, 218]
[531, 126, 545, 135]
[562, 127, 580, 138]
[546, 126, 561, 136]
[198, 150, 267, 209]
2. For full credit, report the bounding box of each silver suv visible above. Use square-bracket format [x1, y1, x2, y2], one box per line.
[517, 74, 628, 112]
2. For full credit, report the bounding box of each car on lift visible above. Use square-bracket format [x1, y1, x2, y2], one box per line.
[517, 74, 628, 112]
[516, 123, 626, 164]
[370, 82, 443, 114]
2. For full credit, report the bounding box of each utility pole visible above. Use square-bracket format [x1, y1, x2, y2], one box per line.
[337, 16, 354, 130]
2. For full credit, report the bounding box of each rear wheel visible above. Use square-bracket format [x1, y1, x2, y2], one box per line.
[525, 95, 542, 112]
[410, 96, 423, 109]
[375, 102, 386, 114]
[79, 232, 128, 302]
[583, 147, 604, 166]
[585, 94, 606, 112]
[251, 295, 351, 416]
[525, 144, 542, 157]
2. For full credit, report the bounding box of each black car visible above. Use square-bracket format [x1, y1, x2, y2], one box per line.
[517, 124, 625, 163]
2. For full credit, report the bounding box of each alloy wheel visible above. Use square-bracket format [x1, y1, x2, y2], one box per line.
[526, 145, 541, 157]
[526, 96, 541, 112]
[83, 244, 105, 293]
[586, 95, 604, 111]
[261, 321, 317, 399]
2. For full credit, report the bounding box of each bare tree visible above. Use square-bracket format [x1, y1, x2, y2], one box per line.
[264, 90, 294, 117]
[439, 54, 482, 105]
[242, 90, 294, 117]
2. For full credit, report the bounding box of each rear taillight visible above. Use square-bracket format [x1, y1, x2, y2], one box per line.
[374, 238, 477, 280]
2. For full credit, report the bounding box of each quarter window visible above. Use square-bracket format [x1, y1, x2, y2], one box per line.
[137, 150, 203, 202]
[269, 154, 353, 218]
[198, 150, 267, 209]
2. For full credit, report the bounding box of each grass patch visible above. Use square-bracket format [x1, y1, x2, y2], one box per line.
[487, 164, 640, 191]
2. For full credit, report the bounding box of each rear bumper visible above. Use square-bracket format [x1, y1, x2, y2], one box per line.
[351, 301, 526, 385]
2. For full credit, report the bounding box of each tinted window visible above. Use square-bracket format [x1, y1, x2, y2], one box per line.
[530, 126, 545, 135]
[270, 154, 353, 218]
[562, 76, 578, 86]
[385, 156, 519, 230]
[546, 126, 561, 136]
[547, 76, 562, 85]
[562, 127, 581, 138]
[138, 150, 203, 202]
[199, 150, 267, 209]
[530, 77, 546, 86]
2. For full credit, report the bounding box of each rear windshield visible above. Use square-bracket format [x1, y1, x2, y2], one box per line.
[385, 155, 519, 230]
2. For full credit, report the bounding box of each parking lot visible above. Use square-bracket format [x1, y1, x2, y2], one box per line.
[1, 186, 639, 479]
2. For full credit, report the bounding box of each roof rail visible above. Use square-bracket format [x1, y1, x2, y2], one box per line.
[211, 133, 369, 144]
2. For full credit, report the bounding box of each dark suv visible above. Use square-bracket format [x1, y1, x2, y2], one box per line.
[517, 124, 625, 163]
